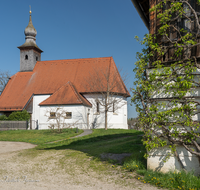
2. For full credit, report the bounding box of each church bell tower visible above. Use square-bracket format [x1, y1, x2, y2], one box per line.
[18, 9, 43, 72]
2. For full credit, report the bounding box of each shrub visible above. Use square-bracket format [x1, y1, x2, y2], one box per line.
[0, 115, 8, 120]
[7, 110, 30, 121]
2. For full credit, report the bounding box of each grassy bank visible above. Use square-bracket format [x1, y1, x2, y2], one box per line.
[0, 128, 199, 189]
[0, 128, 83, 144]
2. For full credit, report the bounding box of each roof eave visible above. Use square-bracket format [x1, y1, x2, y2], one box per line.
[39, 103, 92, 108]
[81, 91, 130, 97]
[17, 45, 43, 53]
[131, 0, 149, 30]
[0, 107, 23, 112]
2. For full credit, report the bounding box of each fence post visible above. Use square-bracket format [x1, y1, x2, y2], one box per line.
[35, 120, 39, 130]
[26, 120, 28, 130]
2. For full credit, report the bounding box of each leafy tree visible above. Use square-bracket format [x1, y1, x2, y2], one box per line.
[132, 0, 200, 166]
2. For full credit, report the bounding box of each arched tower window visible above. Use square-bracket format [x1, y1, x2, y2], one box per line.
[25, 55, 28, 60]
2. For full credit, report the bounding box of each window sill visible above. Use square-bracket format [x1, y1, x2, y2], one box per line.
[94, 112, 100, 115]
[49, 117, 56, 119]
[113, 113, 118, 115]
[64, 117, 72, 119]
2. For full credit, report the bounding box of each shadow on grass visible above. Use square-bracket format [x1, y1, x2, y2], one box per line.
[39, 130, 146, 166]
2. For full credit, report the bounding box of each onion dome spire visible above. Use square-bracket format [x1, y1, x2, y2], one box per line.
[24, 8, 37, 42]
[18, 8, 42, 53]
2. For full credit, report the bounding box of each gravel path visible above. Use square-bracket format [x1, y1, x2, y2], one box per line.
[0, 141, 37, 153]
[0, 140, 164, 190]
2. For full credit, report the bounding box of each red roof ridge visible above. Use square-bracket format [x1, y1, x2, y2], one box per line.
[68, 82, 92, 107]
[39, 81, 92, 107]
[67, 81, 82, 103]
[111, 58, 130, 97]
[37, 56, 113, 63]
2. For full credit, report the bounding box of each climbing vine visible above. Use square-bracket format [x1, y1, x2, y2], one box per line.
[132, 0, 200, 164]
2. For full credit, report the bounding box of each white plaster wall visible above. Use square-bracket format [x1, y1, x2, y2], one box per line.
[32, 94, 128, 130]
[32, 95, 89, 129]
[152, 86, 200, 99]
[147, 146, 200, 176]
[39, 105, 89, 129]
[83, 94, 128, 129]
[148, 70, 200, 99]
[147, 68, 200, 175]
[32, 95, 50, 129]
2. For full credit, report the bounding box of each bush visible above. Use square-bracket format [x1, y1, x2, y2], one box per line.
[0, 115, 8, 120]
[7, 110, 30, 121]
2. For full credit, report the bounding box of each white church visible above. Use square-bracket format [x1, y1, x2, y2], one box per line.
[0, 11, 130, 130]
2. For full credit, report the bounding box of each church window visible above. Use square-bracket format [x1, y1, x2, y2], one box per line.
[66, 112, 72, 119]
[113, 102, 115, 113]
[50, 112, 56, 118]
[36, 57, 38, 61]
[25, 55, 28, 60]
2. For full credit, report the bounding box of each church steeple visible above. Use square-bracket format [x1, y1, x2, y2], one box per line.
[18, 8, 43, 72]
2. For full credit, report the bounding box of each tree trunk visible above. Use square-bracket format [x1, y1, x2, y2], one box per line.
[105, 95, 108, 130]
[105, 109, 108, 130]
[30, 114, 32, 130]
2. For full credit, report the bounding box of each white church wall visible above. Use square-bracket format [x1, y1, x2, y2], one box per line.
[32, 95, 90, 129]
[32, 94, 128, 130]
[39, 104, 89, 129]
[83, 94, 128, 129]
[32, 95, 50, 129]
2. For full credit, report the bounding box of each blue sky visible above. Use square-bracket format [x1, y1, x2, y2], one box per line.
[0, 0, 148, 118]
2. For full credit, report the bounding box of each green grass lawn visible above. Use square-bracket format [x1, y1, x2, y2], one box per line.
[0, 128, 199, 190]
[0, 128, 83, 144]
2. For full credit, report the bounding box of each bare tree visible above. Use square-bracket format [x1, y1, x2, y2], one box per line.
[45, 107, 78, 133]
[85, 65, 129, 130]
[0, 71, 10, 95]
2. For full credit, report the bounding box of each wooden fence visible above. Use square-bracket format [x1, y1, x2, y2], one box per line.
[0, 121, 28, 131]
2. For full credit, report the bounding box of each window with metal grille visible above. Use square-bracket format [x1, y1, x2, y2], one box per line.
[66, 112, 72, 119]
[50, 112, 56, 118]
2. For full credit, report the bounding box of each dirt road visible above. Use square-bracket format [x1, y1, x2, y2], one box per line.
[0, 141, 163, 190]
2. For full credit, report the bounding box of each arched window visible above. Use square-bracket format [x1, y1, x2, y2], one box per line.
[25, 55, 28, 60]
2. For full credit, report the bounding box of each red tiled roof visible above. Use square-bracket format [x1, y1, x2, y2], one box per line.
[0, 57, 130, 111]
[39, 81, 92, 107]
